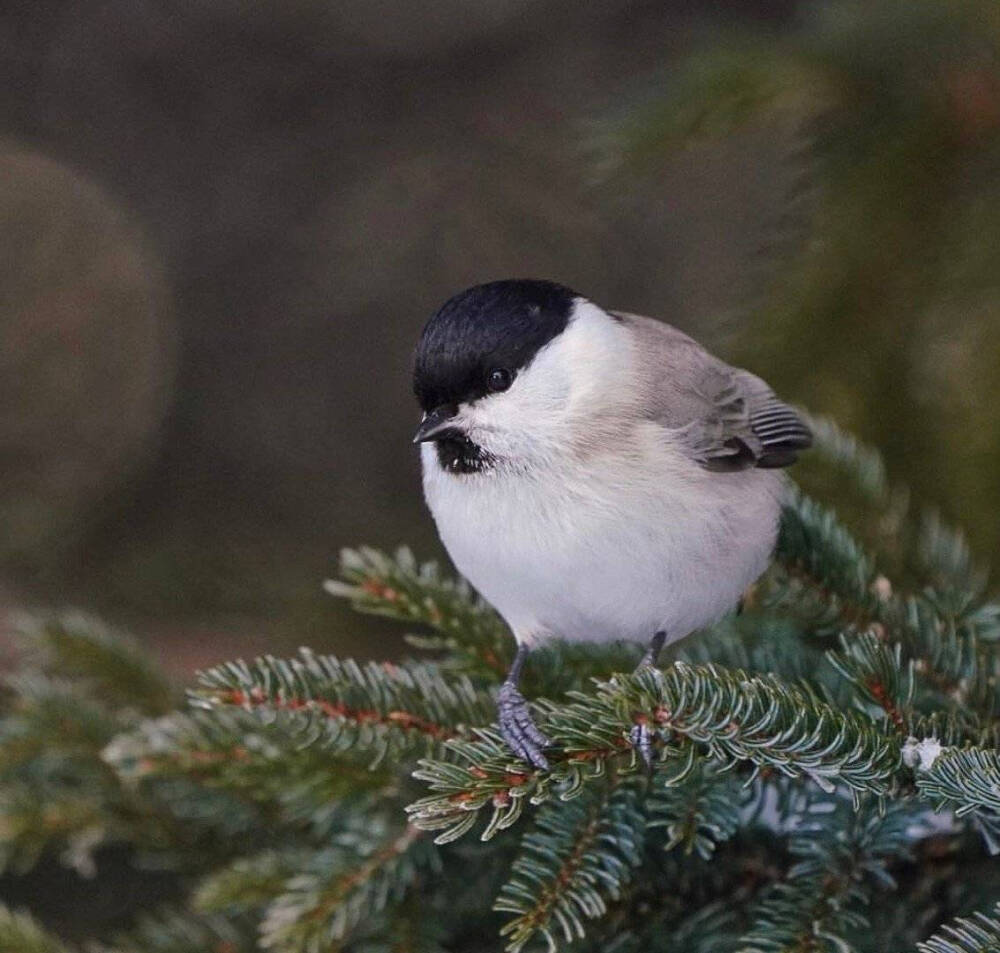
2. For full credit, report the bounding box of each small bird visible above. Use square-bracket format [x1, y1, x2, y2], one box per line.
[412, 279, 811, 769]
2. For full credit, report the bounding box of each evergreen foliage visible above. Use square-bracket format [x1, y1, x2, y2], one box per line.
[2, 418, 1000, 950]
[0, 905, 72, 953]
[605, 0, 1000, 565]
[916, 905, 1000, 953]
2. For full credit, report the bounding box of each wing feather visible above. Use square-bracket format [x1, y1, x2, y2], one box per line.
[611, 310, 812, 471]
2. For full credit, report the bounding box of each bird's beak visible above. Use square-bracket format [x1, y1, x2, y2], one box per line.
[413, 404, 461, 443]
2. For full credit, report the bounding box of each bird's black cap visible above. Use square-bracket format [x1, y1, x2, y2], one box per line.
[413, 279, 577, 412]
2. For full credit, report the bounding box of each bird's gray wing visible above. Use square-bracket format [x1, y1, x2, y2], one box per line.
[612, 311, 812, 471]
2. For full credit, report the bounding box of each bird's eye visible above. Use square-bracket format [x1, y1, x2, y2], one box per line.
[487, 368, 513, 393]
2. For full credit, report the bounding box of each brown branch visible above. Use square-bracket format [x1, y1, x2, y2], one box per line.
[214, 688, 459, 740]
[308, 825, 422, 924]
[866, 678, 907, 732]
[778, 562, 879, 630]
[517, 807, 604, 935]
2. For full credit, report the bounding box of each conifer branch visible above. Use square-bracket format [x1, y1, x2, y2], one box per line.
[0, 671, 143, 875]
[802, 414, 996, 627]
[106, 708, 394, 825]
[0, 904, 74, 953]
[1, 674, 126, 761]
[0, 784, 108, 876]
[407, 664, 901, 843]
[646, 755, 747, 858]
[190, 651, 496, 763]
[772, 490, 882, 631]
[803, 414, 892, 506]
[194, 849, 314, 918]
[259, 823, 429, 952]
[826, 631, 914, 732]
[774, 482, 999, 735]
[12, 613, 174, 715]
[916, 509, 990, 604]
[494, 777, 644, 953]
[325, 546, 513, 676]
[92, 908, 254, 953]
[606, 40, 823, 167]
[915, 746, 1000, 816]
[737, 800, 912, 952]
[916, 905, 1000, 953]
[4, 414, 1000, 951]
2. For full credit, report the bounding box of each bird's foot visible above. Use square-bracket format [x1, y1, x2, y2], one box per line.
[629, 716, 656, 771]
[630, 631, 668, 771]
[497, 681, 551, 770]
[637, 630, 667, 670]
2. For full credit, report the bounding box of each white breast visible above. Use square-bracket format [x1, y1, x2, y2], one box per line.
[421, 431, 786, 647]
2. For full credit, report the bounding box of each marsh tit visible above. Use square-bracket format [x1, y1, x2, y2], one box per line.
[413, 279, 811, 769]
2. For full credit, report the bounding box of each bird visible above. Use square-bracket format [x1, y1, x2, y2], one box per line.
[412, 279, 811, 770]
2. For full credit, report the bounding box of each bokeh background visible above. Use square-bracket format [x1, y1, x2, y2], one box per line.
[3, 0, 1000, 675]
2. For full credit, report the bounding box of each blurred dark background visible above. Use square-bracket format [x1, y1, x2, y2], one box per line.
[2, 0, 999, 671]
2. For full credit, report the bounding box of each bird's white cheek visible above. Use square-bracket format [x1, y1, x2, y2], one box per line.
[468, 407, 562, 462]
[463, 379, 573, 460]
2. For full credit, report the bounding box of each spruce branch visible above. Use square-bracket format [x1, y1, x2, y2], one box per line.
[11, 613, 174, 715]
[195, 849, 314, 918]
[0, 674, 126, 762]
[737, 876, 867, 953]
[799, 415, 994, 621]
[736, 800, 911, 953]
[258, 822, 430, 952]
[190, 650, 495, 764]
[0, 783, 108, 876]
[772, 490, 882, 631]
[0, 616, 198, 877]
[916, 904, 1000, 953]
[0, 673, 141, 876]
[92, 908, 254, 953]
[563, 835, 765, 953]
[494, 777, 644, 953]
[916, 509, 991, 608]
[910, 711, 1000, 754]
[915, 746, 1000, 817]
[826, 630, 914, 732]
[5, 413, 1000, 950]
[324, 546, 512, 676]
[771, 486, 999, 733]
[646, 755, 747, 858]
[407, 664, 901, 844]
[108, 707, 393, 810]
[0, 903, 74, 953]
[849, 590, 999, 730]
[671, 613, 830, 691]
[796, 413, 915, 578]
[105, 708, 415, 872]
[802, 414, 892, 507]
[603, 39, 824, 170]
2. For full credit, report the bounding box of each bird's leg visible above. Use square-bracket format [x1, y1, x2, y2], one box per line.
[630, 630, 667, 770]
[637, 629, 667, 669]
[497, 642, 551, 770]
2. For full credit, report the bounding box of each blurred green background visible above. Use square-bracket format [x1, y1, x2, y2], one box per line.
[2, 0, 1000, 673]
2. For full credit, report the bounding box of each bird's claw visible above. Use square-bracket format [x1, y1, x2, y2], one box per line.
[629, 717, 655, 771]
[629, 631, 667, 773]
[498, 681, 551, 770]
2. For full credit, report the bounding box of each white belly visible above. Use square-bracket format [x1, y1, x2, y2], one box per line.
[421, 440, 785, 647]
